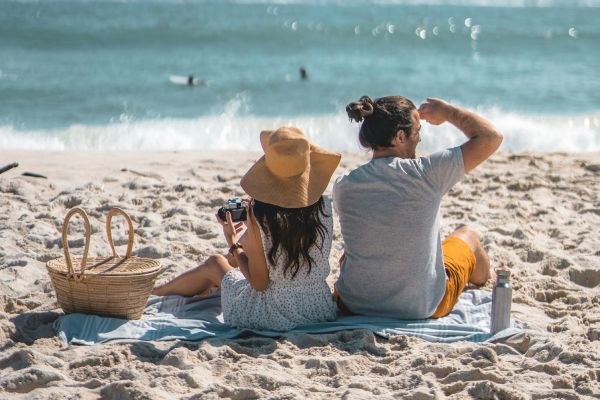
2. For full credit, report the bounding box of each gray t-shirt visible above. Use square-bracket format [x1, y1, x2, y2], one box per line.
[333, 147, 465, 319]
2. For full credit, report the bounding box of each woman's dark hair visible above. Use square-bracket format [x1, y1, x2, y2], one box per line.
[346, 95, 416, 149]
[252, 196, 328, 279]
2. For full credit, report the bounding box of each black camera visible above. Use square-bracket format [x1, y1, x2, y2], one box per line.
[217, 198, 248, 222]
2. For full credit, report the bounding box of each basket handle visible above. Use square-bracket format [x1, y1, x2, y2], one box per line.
[106, 208, 134, 258]
[62, 207, 91, 281]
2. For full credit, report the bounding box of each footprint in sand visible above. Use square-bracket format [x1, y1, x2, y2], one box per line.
[540, 256, 572, 277]
[534, 289, 570, 304]
[159, 347, 197, 370]
[568, 268, 600, 288]
[0, 367, 67, 393]
[541, 264, 559, 277]
[587, 326, 600, 341]
[518, 248, 544, 263]
[0, 349, 36, 370]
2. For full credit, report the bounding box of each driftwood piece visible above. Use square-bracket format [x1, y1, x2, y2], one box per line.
[120, 168, 164, 181]
[22, 172, 48, 179]
[0, 162, 18, 175]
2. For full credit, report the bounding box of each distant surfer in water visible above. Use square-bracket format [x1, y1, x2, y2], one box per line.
[169, 74, 206, 86]
[185, 74, 206, 86]
[299, 67, 308, 80]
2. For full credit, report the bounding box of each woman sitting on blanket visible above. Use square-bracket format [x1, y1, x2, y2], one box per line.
[153, 127, 341, 331]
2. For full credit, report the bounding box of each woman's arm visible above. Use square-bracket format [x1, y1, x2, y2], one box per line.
[218, 204, 270, 291]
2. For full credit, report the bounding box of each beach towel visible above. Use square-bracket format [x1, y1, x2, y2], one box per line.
[54, 289, 521, 345]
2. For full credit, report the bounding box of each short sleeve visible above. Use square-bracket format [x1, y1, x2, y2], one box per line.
[332, 176, 342, 214]
[421, 146, 465, 195]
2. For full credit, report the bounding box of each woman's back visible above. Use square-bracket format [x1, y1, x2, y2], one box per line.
[221, 197, 337, 331]
[261, 197, 334, 287]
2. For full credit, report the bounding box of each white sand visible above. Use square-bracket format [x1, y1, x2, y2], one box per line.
[1, 150, 599, 399]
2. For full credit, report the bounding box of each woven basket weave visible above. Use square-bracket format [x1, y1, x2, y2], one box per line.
[46, 207, 162, 320]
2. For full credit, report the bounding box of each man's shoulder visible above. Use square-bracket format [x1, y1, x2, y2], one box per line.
[418, 147, 463, 166]
[335, 157, 430, 187]
[334, 162, 372, 185]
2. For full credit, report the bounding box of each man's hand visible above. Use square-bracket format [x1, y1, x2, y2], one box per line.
[418, 98, 455, 126]
[419, 97, 503, 173]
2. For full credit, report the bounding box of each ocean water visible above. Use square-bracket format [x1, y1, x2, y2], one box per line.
[1, 0, 599, 152]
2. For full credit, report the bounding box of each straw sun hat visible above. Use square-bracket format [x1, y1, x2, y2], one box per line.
[240, 127, 341, 208]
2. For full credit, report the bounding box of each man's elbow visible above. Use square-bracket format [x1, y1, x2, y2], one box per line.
[491, 130, 503, 152]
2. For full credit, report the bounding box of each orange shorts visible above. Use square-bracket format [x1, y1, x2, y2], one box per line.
[431, 237, 476, 318]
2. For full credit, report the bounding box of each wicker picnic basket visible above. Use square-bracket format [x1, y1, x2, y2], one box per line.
[46, 207, 162, 320]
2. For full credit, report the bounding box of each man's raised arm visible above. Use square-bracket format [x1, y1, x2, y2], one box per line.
[418, 98, 503, 173]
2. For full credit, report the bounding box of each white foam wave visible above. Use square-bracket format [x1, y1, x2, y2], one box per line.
[420, 107, 600, 153]
[1, 108, 599, 153]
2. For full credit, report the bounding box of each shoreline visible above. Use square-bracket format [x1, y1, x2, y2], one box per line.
[1, 150, 599, 398]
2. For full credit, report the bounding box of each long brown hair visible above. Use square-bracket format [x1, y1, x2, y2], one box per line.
[252, 196, 328, 279]
[346, 95, 416, 149]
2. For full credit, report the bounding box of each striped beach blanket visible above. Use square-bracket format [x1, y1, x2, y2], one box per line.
[54, 289, 521, 345]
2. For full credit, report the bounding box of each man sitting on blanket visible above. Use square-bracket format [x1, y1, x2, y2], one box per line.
[333, 96, 503, 319]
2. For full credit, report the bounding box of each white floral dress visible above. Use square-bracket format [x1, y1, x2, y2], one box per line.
[220, 199, 337, 331]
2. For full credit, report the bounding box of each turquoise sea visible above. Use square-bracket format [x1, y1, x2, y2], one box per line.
[1, 0, 599, 152]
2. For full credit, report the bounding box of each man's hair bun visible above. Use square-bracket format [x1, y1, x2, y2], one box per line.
[346, 96, 375, 123]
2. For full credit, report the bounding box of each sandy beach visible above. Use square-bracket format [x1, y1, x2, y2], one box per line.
[1, 150, 599, 399]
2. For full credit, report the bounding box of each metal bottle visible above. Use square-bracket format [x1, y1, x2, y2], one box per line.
[491, 268, 512, 334]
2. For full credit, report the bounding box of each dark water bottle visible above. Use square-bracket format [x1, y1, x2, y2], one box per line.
[491, 268, 512, 334]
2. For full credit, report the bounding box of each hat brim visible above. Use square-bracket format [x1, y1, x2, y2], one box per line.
[241, 144, 341, 208]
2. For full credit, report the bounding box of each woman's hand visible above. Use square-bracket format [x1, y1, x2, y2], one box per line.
[216, 211, 244, 247]
[243, 198, 261, 245]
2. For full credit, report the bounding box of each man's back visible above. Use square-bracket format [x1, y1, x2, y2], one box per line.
[333, 147, 464, 319]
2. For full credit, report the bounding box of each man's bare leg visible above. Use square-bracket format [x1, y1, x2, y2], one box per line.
[448, 225, 492, 286]
[152, 254, 234, 296]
